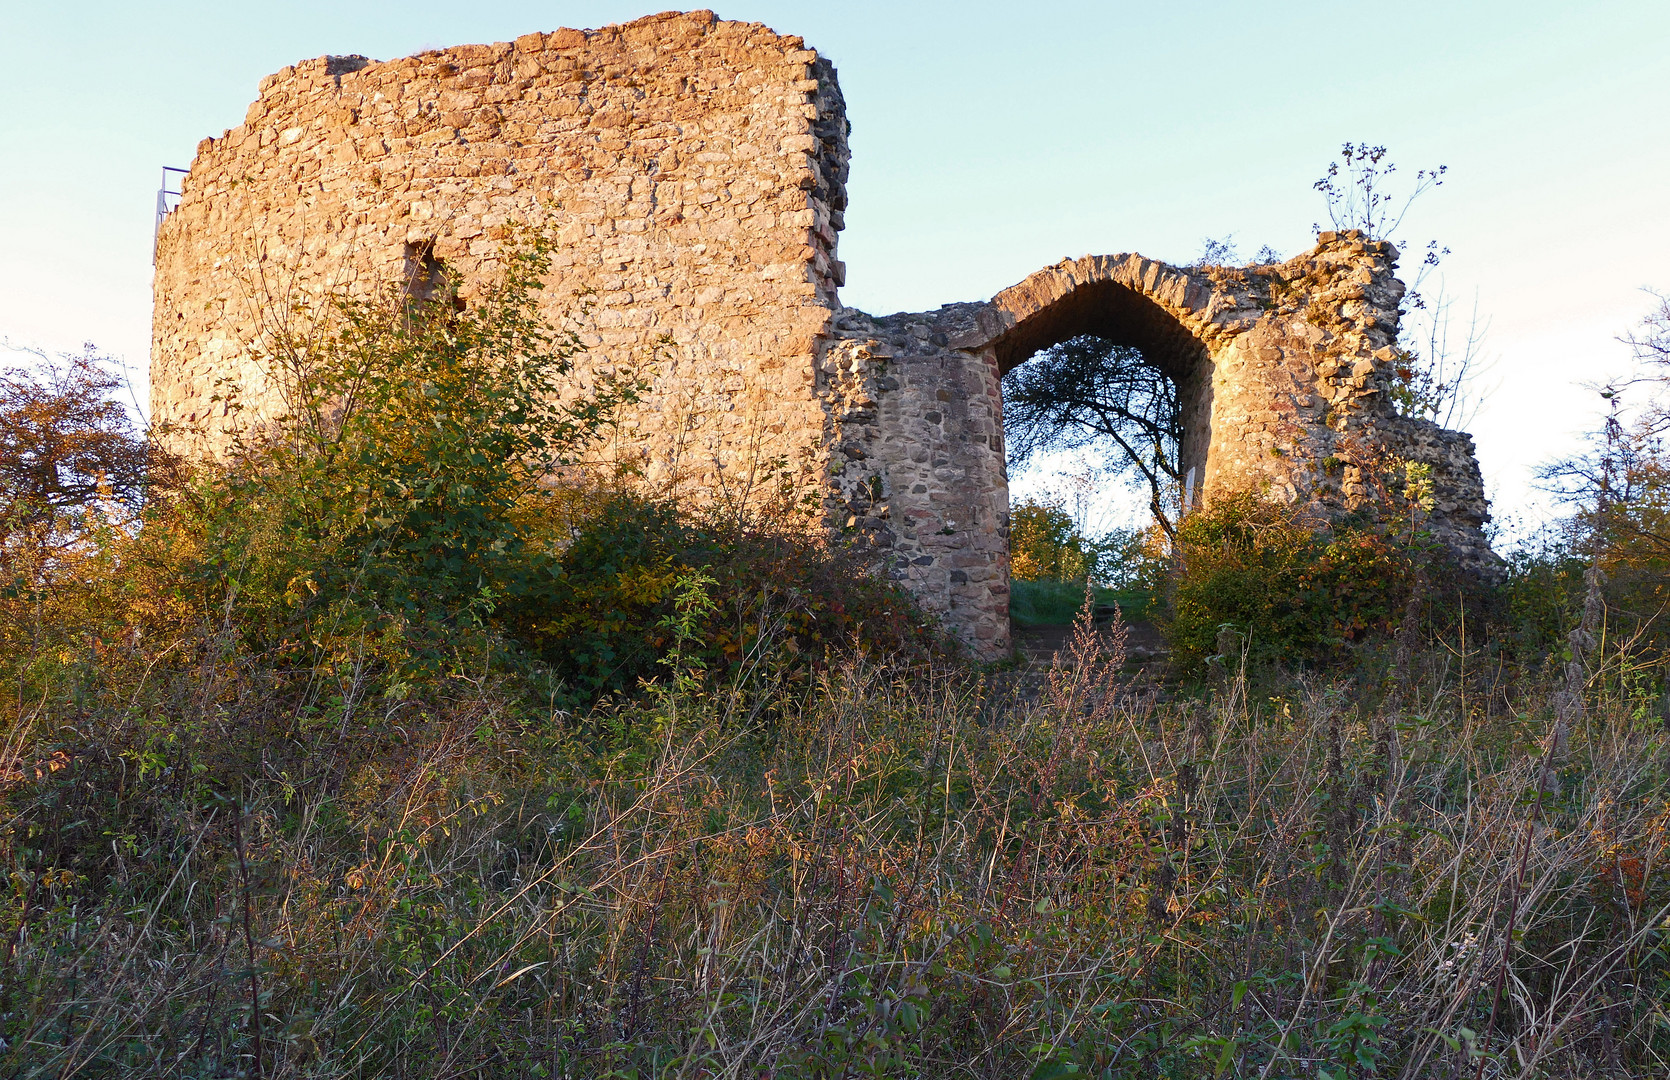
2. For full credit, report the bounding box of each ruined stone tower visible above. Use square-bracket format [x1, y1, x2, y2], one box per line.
[152, 10, 1495, 657]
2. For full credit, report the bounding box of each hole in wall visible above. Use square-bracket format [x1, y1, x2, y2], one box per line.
[990, 282, 1217, 636]
[403, 240, 465, 315]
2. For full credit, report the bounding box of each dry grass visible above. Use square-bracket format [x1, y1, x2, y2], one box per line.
[1, 597, 1667, 1078]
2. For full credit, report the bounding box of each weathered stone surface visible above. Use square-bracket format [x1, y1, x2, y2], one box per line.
[152, 11, 1496, 660]
[828, 240, 1500, 652]
[154, 10, 847, 508]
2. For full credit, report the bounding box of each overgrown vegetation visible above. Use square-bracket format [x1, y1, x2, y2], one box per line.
[1164, 494, 1424, 671]
[3, 586, 1665, 1077]
[3, 231, 1669, 1078]
[1007, 497, 1160, 625]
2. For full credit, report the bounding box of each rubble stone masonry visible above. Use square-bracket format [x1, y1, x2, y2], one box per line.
[153, 10, 1497, 658]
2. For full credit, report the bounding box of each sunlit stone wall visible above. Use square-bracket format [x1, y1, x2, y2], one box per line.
[154, 12, 1495, 658]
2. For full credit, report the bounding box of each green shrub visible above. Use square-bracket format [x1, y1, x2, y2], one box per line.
[1165, 494, 1416, 669]
[111, 233, 946, 713]
[507, 490, 949, 704]
[1491, 527, 1588, 661]
[194, 229, 641, 636]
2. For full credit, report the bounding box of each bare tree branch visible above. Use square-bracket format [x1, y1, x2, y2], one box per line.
[1002, 336, 1183, 539]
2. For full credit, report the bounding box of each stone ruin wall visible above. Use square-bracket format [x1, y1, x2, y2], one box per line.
[152, 10, 1496, 660]
[821, 236, 1496, 656]
[152, 10, 851, 504]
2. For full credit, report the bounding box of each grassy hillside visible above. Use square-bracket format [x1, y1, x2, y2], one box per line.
[4, 244, 1668, 1078]
[3, 599, 1666, 1077]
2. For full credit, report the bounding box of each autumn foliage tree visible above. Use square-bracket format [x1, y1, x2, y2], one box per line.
[0, 348, 150, 581]
[1541, 293, 1670, 632]
[0, 348, 162, 709]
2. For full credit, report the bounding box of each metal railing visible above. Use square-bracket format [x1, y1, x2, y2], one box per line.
[152, 166, 188, 263]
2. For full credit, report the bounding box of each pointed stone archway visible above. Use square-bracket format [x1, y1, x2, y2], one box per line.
[822, 238, 1494, 655]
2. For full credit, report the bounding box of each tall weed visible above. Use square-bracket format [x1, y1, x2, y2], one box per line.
[3, 600, 1664, 1077]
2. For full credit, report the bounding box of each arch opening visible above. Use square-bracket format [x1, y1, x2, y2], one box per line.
[992, 280, 1216, 545]
[1003, 335, 1187, 538]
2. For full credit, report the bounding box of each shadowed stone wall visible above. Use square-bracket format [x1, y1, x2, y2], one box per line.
[152, 10, 1495, 659]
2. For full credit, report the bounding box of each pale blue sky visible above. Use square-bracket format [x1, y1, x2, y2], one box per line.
[3, 1, 1667, 527]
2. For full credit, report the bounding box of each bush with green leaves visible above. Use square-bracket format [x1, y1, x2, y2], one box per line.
[1165, 494, 1417, 670]
[203, 230, 641, 635]
[2, 230, 948, 738]
[507, 489, 949, 704]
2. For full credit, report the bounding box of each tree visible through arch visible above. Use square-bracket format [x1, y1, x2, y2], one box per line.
[1001, 335, 1184, 540]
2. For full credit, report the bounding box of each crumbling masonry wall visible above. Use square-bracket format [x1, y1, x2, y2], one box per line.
[152, 10, 850, 502]
[152, 10, 1495, 659]
[823, 240, 1496, 654]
